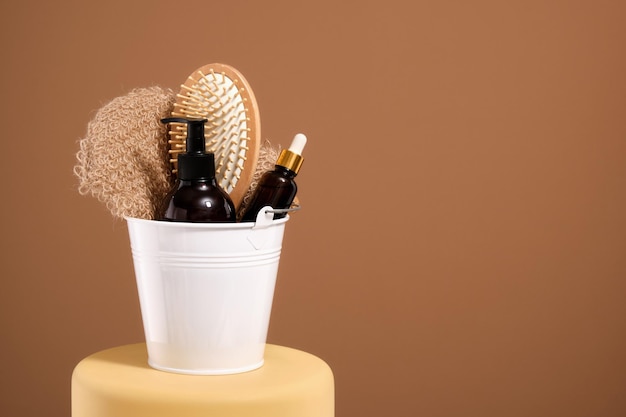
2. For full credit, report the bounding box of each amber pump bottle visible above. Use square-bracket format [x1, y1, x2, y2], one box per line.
[160, 117, 236, 222]
[241, 133, 307, 222]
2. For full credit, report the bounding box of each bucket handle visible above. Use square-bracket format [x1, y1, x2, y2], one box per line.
[264, 204, 301, 215]
[247, 205, 300, 250]
[252, 205, 301, 230]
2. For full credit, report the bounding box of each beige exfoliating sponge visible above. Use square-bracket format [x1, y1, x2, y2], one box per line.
[74, 86, 176, 220]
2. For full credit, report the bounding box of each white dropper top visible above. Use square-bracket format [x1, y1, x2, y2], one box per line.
[276, 133, 307, 174]
[289, 133, 307, 155]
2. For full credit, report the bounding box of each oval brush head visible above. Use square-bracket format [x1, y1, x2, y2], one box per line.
[169, 63, 261, 210]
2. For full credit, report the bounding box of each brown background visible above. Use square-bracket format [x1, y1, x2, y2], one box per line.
[1, 1, 625, 416]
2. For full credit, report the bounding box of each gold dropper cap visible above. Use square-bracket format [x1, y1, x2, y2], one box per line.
[276, 133, 307, 174]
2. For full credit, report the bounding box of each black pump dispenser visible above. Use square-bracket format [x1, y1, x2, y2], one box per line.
[159, 118, 236, 222]
[162, 117, 215, 181]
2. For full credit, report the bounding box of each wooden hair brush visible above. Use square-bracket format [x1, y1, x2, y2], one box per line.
[168, 63, 261, 210]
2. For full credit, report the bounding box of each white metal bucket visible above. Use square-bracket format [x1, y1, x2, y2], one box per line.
[125, 207, 288, 375]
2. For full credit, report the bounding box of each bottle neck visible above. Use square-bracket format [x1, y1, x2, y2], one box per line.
[274, 164, 297, 178]
[177, 177, 218, 185]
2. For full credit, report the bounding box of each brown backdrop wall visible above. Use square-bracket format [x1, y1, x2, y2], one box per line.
[1, 1, 625, 416]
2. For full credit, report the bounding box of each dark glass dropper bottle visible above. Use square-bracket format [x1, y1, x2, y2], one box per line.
[240, 133, 307, 222]
[160, 117, 236, 222]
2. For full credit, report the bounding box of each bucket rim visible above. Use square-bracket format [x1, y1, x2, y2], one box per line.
[124, 215, 289, 230]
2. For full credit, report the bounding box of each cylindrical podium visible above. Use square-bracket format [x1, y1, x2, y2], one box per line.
[72, 343, 334, 417]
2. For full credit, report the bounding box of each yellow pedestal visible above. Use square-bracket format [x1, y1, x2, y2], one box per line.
[72, 343, 334, 417]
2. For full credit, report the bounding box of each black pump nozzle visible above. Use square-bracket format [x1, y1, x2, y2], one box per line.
[161, 117, 215, 181]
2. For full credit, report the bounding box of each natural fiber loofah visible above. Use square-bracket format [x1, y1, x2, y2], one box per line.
[74, 87, 176, 220]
